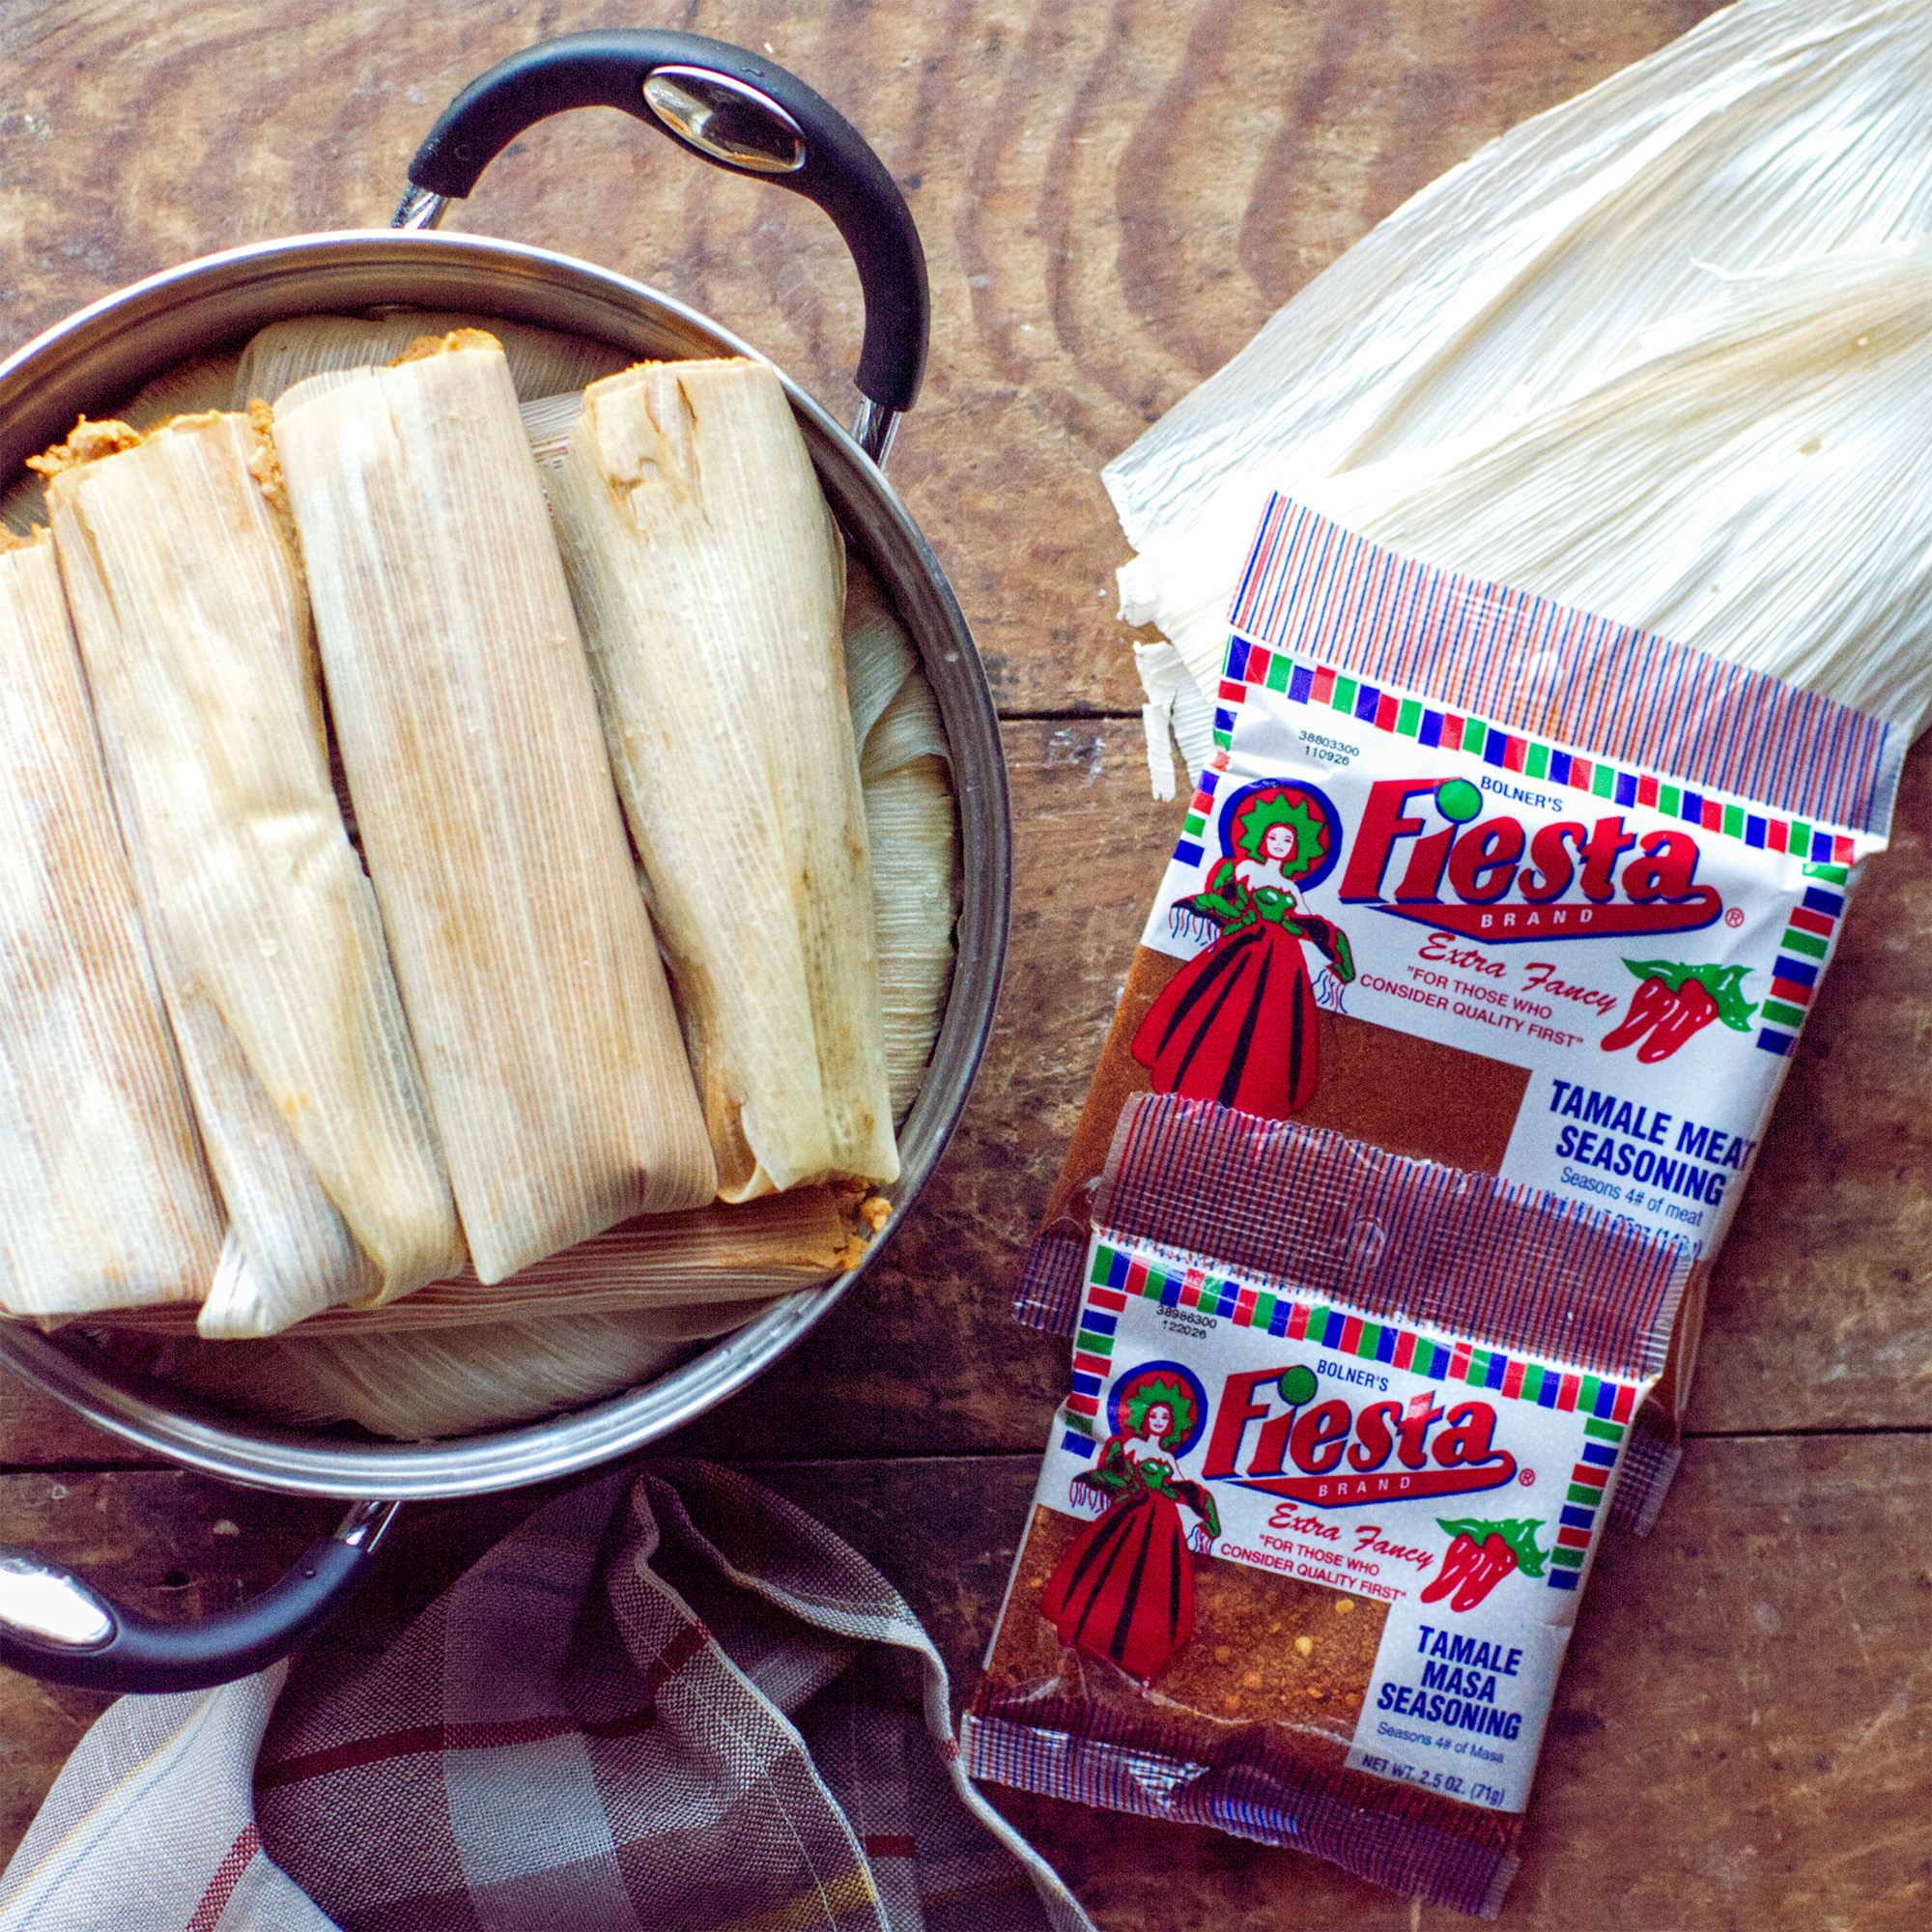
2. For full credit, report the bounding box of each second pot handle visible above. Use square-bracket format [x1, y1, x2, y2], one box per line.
[399, 28, 929, 457]
[0, 1498, 396, 1693]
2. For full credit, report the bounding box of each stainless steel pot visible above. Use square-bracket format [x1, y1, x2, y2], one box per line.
[0, 31, 1009, 1690]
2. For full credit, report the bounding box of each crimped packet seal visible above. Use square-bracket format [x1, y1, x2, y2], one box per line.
[970, 1095, 1689, 1914]
[1093, 1095, 1690, 1380]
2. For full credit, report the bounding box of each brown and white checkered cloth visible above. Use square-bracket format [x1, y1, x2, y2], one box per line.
[0, 1460, 1093, 1932]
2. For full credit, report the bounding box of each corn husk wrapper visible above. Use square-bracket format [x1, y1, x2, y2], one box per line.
[43, 412, 465, 1337]
[1107, 0, 1932, 768]
[99, 1183, 858, 1435]
[234, 313, 630, 409]
[520, 391, 583, 471]
[0, 470, 45, 540]
[114, 1302, 777, 1439]
[272, 334, 717, 1280]
[0, 532, 226, 1316]
[531, 385, 958, 1122]
[122, 355, 243, 430]
[841, 561, 957, 1122]
[97, 1182, 864, 1333]
[550, 357, 897, 1201]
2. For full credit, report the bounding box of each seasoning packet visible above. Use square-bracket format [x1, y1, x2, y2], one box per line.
[1015, 498, 1896, 1514]
[965, 1093, 1690, 1914]
[967, 500, 1896, 1907]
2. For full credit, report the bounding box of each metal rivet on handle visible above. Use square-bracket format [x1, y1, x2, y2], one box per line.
[642, 68, 807, 175]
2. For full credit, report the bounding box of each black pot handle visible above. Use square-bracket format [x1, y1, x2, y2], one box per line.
[396, 29, 928, 461]
[0, 1499, 396, 1693]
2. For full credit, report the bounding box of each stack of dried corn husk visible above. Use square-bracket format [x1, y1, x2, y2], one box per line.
[842, 558, 959, 1122]
[1107, 0, 1932, 784]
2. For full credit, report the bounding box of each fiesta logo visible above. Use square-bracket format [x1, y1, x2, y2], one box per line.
[1334, 777, 1722, 943]
[1199, 1363, 1518, 1508]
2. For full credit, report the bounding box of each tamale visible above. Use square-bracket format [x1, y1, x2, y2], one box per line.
[234, 312, 629, 409]
[42, 410, 465, 1337]
[2, 357, 243, 538]
[841, 561, 958, 1123]
[550, 356, 898, 1200]
[0, 530, 226, 1317]
[534, 384, 954, 1120]
[271, 332, 717, 1281]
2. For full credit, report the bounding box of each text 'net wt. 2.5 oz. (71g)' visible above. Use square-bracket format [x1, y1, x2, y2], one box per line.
[965, 500, 1895, 1915]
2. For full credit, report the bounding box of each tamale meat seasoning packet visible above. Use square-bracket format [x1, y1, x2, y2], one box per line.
[968, 1094, 1692, 1914]
[1014, 498, 1898, 1513]
[968, 501, 1898, 1910]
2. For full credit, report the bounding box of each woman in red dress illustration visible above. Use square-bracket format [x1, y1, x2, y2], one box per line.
[1132, 781, 1354, 1118]
[1040, 1377, 1221, 1683]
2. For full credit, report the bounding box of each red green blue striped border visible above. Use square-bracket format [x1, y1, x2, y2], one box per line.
[1063, 1241, 1639, 1429]
[1549, 1414, 1629, 1592]
[1199, 641, 1858, 871]
[1754, 875, 1848, 1060]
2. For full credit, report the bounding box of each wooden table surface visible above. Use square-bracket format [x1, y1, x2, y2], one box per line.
[2, 2, 1927, 1925]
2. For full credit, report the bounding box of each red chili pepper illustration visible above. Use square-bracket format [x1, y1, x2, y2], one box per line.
[1454, 1535, 1519, 1611]
[1601, 974, 1674, 1052]
[1421, 1518, 1548, 1611]
[1636, 977, 1719, 1063]
[1600, 959, 1756, 1062]
[1420, 1532, 1483, 1605]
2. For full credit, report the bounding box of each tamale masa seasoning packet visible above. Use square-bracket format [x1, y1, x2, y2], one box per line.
[967, 1093, 1690, 1914]
[967, 501, 1898, 1908]
[1014, 498, 1899, 1504]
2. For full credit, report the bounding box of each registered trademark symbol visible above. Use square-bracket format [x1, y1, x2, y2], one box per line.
[1724, 907, 1746, 928]
[1519, 1468, 1536, 1487]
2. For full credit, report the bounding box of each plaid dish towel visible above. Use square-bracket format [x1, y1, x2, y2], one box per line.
[0, 1460, 1093, 1932]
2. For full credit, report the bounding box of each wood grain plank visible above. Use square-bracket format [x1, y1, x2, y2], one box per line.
[1692, 734, 1932, 1435]
[0, 1377, 164, 1471]
[0, 0, 1723, 719]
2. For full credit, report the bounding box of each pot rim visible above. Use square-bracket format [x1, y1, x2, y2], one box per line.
[0, 230, 1009, 1498]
